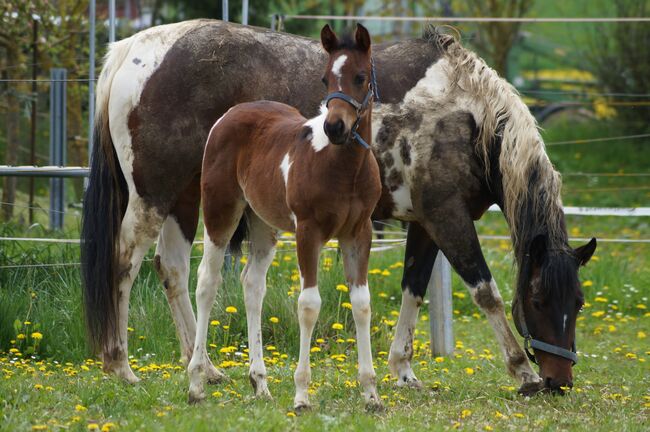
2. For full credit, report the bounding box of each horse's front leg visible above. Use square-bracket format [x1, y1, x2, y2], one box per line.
[340, 220, 382, 411]
[293, 221, 324, 410]
[418, 203, 544, 395]
[388, 222, 438, 388]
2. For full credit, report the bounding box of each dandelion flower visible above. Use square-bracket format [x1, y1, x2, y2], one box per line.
[310, 346, 321, 353]
[210, 320, 220, 326]
[341, 302, 352, 310]
[461, 409, 472, 418]
[336, 284, 348, 293]
[286, 411, 296, 417]
[101, 423, 116, 432]
[75, 404, 87, 412]
[332, 323, 344, 330]
[225, 306, 238, 314]
[31, 426, 48, 431]
[464, 367, 474, 375]
[269, 317, 279, 324]
[582, 280, 593, 287]
[87, 423, 99, 430]
[31, 332, 43, 340]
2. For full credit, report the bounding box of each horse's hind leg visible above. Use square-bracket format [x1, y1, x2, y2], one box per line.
[103, 195, 164, 383]
[340, 220, 381, 410]
[388, 222, 438, 388]
[187, 198, 245, 403]
[241, 213, 276, 398]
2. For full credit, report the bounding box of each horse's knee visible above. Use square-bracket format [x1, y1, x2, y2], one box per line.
[350, 284, 371, 318]
[470, 279, 504, 313]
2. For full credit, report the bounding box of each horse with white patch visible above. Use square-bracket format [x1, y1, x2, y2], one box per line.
[187, 24, 382, 410]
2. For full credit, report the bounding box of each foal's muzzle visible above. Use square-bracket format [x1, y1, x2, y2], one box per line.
[323, 119, 348, 145]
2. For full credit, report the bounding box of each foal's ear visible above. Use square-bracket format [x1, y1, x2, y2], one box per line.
[574, 237, 597, 266]
[355, 23, 371, 52]
[321, 24, 339, 53]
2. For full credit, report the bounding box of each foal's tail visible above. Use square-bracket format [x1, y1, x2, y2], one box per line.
[81, 38, 133, 354]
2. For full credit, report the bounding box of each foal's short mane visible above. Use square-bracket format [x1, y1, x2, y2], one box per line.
[423, 26, 568, 259]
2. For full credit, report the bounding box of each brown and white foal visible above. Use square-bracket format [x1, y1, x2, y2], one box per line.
[187, 24, 382, 410]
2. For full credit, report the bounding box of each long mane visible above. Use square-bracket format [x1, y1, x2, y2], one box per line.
[424, 26, 568, 259]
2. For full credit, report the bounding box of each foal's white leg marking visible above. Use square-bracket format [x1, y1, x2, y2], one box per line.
[242, 220, 276, 398]
[154, 216, 196, 365]
[331, 54, 348, 91]
[388, 289, 423, 388]
[350, 284, 381, 406]
[304, 105, 330, 152]
[469, 279, 542, 386]
[294, 286, 321, 409]
[188, 233, 227, 403]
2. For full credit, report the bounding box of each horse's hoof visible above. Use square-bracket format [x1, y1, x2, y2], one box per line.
[397, 378, 423, 390]
[518, 380, 545, 397]
[255, 388, 273, 400]
[207, 366, 228, 385]
[188, 391, 206, 405]
[365, 399, 385, 413]
[294, 402, 311, 413]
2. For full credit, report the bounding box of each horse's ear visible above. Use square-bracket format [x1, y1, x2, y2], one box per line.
[529, 234, 547, 266]
[574, 237, 597, 266]
[355, 23, 371, 52]
[321, 24, 338, 53]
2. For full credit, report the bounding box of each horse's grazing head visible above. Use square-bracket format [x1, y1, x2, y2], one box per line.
[515, 235, 597, 393]
[320, 23, 373, 145]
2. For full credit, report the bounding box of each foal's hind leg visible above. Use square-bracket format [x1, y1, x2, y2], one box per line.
[103, 195, 164, 383]
[187, 200, 245, 403]
[388, 222, 438, 388]
[340, 220, 381, 410]
[241, 214, 277, 398]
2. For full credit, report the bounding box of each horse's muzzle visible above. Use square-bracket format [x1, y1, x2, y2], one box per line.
[324, 119, 347, 145]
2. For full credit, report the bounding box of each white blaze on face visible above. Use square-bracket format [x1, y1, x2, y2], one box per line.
[303, 105, 330, 152]
[331, 54, 348, 91]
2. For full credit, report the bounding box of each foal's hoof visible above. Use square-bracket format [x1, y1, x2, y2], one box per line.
[518, 380, 545, 397]
[206, 366, 228, 385]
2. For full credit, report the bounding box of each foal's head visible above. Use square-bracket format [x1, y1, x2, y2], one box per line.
[320, 24, 374, 145]
[515, 235, 597, 393]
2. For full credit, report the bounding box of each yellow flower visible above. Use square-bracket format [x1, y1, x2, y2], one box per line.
[34, 384, 43, 390]
[225, 306, 238, 314]
[513, 413, 525, 418]
[212, 391, 223, 397]
[461, 409, 472, 418]
[269, 316, 279, 324]
[434, 357, 445, 363]
[582, 280, 593, 287]
[310, 346, 321, 353]
[464, 367, 475, 375]
[31, 332, 43, 340]
[75, 404, 87, 411]
[332, 323, 344, 330]
[88, 423, 99, 430]
[210, 320, 220, 326]
[31, 426, 48, 431]
[24, 321, 32, 325]
[636, 304, 647, 310]
[594, 297, 608, 303]
[336, 284, 348, 293]
[484, 426, 494, 431]
[341, 302, 352, 310]
[101, 423, 116, 432]
[381, 270, 391, 276]
[494, 410, 507, 419]
[638, 331, 646, 339]
[286, 411, 296, 417]
[17, 333, 25, 340]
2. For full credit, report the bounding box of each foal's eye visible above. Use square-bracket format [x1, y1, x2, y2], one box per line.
[354, 73, 366, 86]
[321, 76, 328, 87]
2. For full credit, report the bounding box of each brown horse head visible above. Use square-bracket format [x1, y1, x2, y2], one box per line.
[515, 235, 597, 393]
[320, 23, 373, 145]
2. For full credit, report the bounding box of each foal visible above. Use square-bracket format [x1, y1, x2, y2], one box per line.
[187, 24, 382, 410]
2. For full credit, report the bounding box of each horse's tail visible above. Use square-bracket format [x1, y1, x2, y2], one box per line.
[81, 37, 133, 354]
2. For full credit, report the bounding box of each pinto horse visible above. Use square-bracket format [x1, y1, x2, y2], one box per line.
[187, 24, 382, 409]
[82, 20, 596, 395]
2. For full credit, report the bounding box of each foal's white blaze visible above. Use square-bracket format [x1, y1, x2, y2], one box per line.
[294, 286, 321, 408]
[388, 289, 421, 386]
[304, 105, 330, 152]
[331, 54, 348, 90]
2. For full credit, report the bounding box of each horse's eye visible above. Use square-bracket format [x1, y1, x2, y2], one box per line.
[532, 298, 543, 311]
[354, 74, 366, 86]
[321, 76, 328, 87]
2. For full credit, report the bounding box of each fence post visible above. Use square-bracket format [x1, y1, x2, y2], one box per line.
[428, 251, 454, 356]
[222, 0, 229, 22]
[49, 69, 67, 230]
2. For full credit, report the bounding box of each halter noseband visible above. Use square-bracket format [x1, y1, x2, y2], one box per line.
[512, 298, 578, 365]
[323, 57, 379, 149]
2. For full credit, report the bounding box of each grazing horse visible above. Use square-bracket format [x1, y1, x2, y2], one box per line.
[82, 20, 596, 395]
[188, 24, 382, 409]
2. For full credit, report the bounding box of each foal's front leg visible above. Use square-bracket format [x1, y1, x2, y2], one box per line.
[293, 222, 324, 410]
[340, 220, 382, 410]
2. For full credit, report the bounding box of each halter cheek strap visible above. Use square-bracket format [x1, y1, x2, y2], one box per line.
[323, 57, 379, 150]
[512, 298, 578, 365]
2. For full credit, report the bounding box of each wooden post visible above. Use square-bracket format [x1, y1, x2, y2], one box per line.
[428, 251, 454, 356]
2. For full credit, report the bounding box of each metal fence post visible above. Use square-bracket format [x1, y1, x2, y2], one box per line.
[222, 0, 229, 22]
[49, 69, 67, 230]
[242, 0, 249, 25]
[428, 251, 454, 356]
